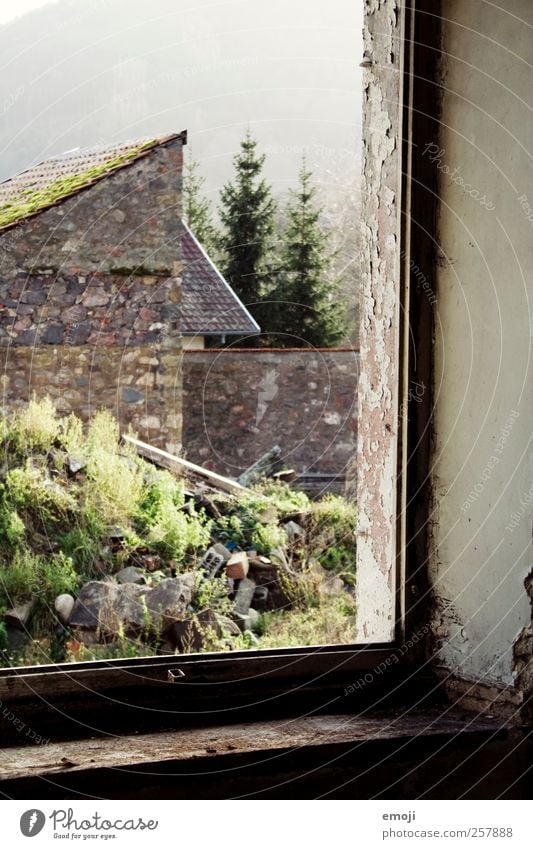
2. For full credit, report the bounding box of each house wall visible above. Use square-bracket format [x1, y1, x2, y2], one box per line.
[0, 139, 183, 451]
[430, 0, 533, 688]
[182, 348, 358, 484]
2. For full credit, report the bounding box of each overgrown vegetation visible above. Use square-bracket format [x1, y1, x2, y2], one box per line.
[0, 399, 357, 666]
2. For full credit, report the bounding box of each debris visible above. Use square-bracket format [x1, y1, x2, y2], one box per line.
[201, 543, 231, 577]
[116, 566, 146, 585]
[124, 435, 250, 495]
[4, 602, 34, 630]
[226, 551, 249, 580]
[252, 586, 269, 610]
[237, 445, 282, 487]
[284, 520, 305, 541]
[258, 506, 278, 525]
[234, 577, 256, 616]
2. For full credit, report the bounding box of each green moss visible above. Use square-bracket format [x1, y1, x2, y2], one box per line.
[0, 139, 158, 230]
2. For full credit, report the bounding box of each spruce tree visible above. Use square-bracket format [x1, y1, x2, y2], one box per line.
[183, 153, 217, 254]
[271, 161, 345, 348]
[218, 132, 276, 312]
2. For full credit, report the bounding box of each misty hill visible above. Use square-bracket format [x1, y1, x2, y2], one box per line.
[0, 0, 362, 202]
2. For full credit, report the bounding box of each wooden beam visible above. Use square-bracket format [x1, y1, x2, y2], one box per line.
[123, 435, 250, 494]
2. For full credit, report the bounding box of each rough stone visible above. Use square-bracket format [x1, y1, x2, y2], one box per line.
[146, 578, 193, 634]
[4, 601, 34, 630]
[234, 577, 256, 616]
[54, 593, 75, 625]
[116, 566, 146, 585]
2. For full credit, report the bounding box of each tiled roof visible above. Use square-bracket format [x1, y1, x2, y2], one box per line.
[0, 133, 185, 231]
[181, 221, 260, 337]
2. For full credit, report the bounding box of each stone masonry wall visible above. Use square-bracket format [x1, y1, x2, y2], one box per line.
[0, 138, 183, 451]
[182, 348, 359, 483]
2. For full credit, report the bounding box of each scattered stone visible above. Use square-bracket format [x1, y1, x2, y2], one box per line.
[113, 583, 152, 633]
[116, 566, 146, 585]
[215, 613, 241, 636]
[70, 581, 119, 630]
[252, 585, 269, 610]
[121, 387, 144, 404]
[234, 577, 256, 616]
[146, 578, 193, 634]
[4, 601, 34, 630]
[233, 611, 251, 632]
[248, 607, 261, 632]
[67, 454, 86, 475]
[284, 520, 305, 541]
[226, 551, 249, 580]
[143, 555, 162, 572]
[108, 525, 126, 540]
[166, 609, 221, 652]
[54, 593, 75, 625]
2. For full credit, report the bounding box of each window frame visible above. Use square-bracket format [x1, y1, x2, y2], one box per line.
[0, 0, 439, 741]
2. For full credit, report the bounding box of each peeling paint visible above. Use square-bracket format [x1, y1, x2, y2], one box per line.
[350, 0, 402, 642]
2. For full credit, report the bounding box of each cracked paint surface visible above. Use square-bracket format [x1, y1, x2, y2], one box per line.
[351, 0, 401, 642]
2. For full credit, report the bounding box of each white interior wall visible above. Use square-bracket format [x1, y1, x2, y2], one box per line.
[431, 0, 533, 683]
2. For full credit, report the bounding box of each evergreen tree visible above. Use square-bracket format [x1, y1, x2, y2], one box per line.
[218, 131, 276, 313]
[183, 153, 217, 254]
[270, 161, 345, 348]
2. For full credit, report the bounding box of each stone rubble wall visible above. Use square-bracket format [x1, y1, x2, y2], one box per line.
[182, 348, 359, 482]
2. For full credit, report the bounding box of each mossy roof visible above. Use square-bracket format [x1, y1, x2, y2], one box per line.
[0, 132, 185, 232]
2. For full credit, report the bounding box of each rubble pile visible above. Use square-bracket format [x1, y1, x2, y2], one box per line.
[0, 400, 357, 665]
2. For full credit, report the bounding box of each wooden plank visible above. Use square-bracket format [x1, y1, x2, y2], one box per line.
[123, 435, 249, 494]
[0, 711, 506, 782]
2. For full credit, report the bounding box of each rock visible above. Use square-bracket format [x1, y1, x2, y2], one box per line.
[244, 630, 260, 646]
[318, 576, 345, 598]
[113, 583, 152, 633]
[166, 609, 222, 652]
[215, 614, 241, 636]
[234, 577, 256, 615]
[108, 525, 126, 540]
[233, 612, 251, 632]
[67, 454, 86, 474]
[284, 520, 305, 541]
[226, 551, 249, 580]
[116, 566, 146, 585]
[142, 555, 162, 572]
[54, 593, 75, 625]
[70, 581, 120, 630]
[4, 601, 34, 630]
[252, 585, 269, 610]
[146, 578, 193, 634]
[69, 581, 153, 637]
[248, 607, 261, 632]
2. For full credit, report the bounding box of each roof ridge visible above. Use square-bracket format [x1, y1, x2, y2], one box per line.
[0, 131, 187, 233]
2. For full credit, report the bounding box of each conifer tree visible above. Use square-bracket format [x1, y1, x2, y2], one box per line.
[183, 153, 217, 254]
[270, 161, 345, 347]
[218, 131, 276, 312]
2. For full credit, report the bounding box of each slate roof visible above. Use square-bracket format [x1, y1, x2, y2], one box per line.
[181, 221, 260, 337]
[0, 133, 185, 231]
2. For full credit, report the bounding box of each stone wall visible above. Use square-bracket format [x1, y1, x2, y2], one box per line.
[0, 137, 184, 451]
[182, 348, 359, 485]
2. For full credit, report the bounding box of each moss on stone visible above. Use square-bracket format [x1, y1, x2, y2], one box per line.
[0, 139, 159, 231]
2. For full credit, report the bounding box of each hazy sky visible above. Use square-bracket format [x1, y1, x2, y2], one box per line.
[0, 0, 49, 25]
[0, 0, 363, 202]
